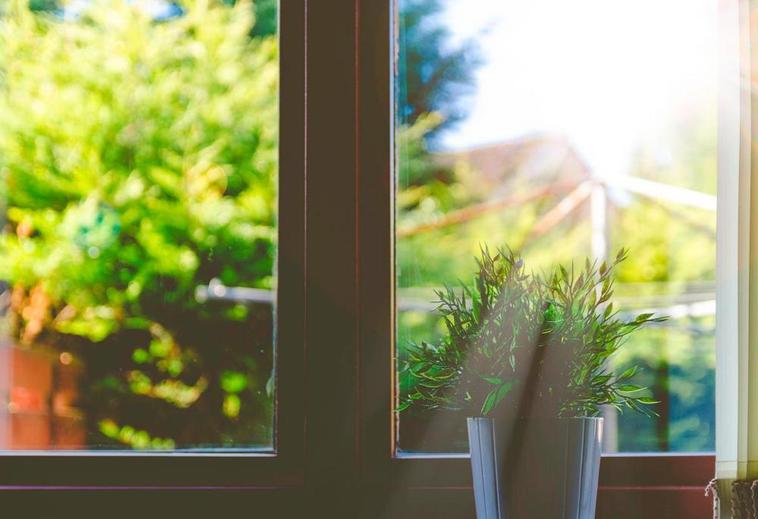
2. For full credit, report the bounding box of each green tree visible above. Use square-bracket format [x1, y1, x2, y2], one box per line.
[397, 0, 481, 139]
[249, 0, 275, 37]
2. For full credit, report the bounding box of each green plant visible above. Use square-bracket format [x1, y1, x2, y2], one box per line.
[400, 247, 664, 418]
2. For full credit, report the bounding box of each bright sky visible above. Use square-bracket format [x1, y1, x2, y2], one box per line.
[438, 0, 719, 179]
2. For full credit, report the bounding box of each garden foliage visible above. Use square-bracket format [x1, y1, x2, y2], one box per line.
[0, 0, 277, 447]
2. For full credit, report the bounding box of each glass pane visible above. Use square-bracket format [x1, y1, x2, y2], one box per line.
[0, 0, 278, 450]
[395, 0, 717, 453]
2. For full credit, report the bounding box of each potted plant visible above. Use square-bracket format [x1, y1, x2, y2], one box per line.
[400, 247, 663, 519]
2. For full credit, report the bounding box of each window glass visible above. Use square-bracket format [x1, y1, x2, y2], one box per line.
[396, 0, 717, 453]
[0, 0, 278, 450]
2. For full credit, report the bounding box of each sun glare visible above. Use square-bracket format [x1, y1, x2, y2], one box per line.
[441, 0, 718, 181]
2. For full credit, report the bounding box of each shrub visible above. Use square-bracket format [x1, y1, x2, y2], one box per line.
[0, 0, 278, 447]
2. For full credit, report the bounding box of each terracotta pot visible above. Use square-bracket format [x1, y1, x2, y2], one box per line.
[0, 343, 84, 449]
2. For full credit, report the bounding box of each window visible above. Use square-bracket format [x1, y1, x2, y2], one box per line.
[0, 0, 279, 451]
[0, 0, 306, 503]
[385, 0, 724, 516]
[395, 0, 718, 455]
[0, 0, 748, 517]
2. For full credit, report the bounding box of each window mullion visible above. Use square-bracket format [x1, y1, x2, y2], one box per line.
[303, 0, 361, 513]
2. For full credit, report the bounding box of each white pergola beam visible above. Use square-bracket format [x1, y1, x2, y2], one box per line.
[606, 175, 717, 212]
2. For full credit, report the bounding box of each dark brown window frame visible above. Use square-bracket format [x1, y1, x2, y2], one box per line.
[356, 1, 716, 517]
[0, 0, 723, 516]
[0, 0, 309, 503]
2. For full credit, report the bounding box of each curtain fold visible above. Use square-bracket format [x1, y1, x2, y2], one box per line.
[707, 479, 758, 519]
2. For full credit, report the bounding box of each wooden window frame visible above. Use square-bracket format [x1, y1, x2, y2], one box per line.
[0, 0, 724, 516]
[0, 1, 310, 513]
[356, 1, 716, 517]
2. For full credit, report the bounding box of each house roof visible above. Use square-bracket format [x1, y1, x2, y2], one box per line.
[433, 134, 592, 198]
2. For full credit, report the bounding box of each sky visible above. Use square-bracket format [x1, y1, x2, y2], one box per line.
[436, 0, 719, 180]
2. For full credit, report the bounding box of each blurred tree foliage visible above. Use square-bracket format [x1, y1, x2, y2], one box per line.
[249, 0, 275, 37]
[397, 0, 481, 140]
[0, 0, 277, 447]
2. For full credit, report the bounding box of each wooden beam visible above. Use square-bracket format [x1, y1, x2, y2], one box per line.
[397, 181, 577, 239]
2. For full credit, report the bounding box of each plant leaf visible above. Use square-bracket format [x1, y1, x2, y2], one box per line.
[480, 381, 514, 415]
